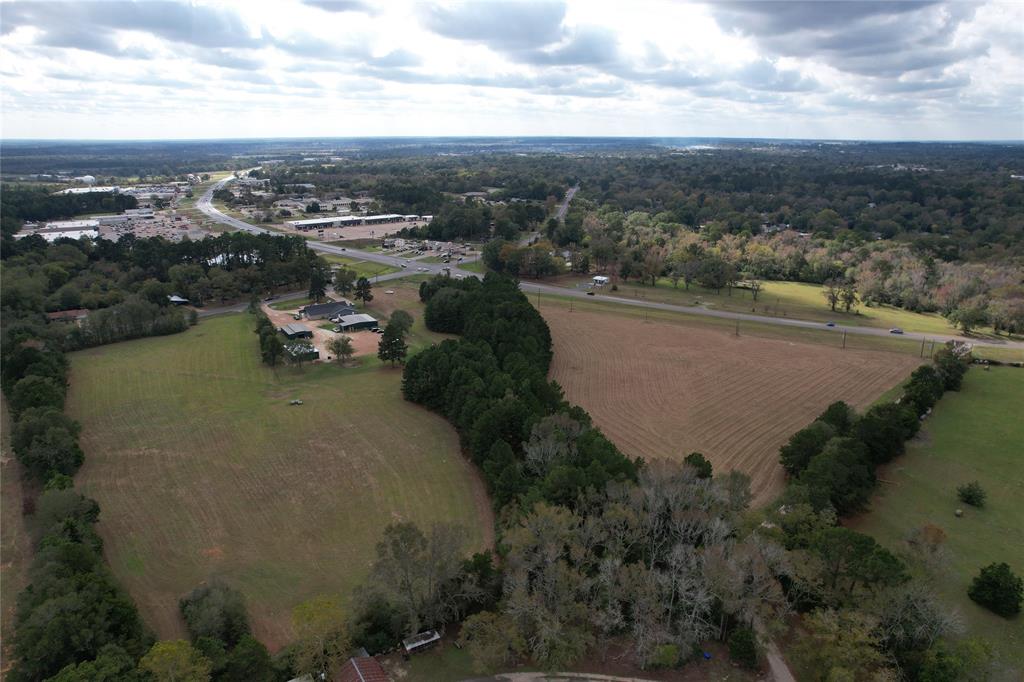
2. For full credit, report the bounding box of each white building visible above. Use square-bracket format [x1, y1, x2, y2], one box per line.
[592, 275, 610, 286]
[18, 220, 100, 242]
[54, 186, 119, 195]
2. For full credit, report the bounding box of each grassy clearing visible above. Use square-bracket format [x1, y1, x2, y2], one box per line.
[850, 367, 1024, 671]
[321, 254, 400, 278]
[325, 239, 382, 251]
[459, 260, 486, 274]
[559, 276, 1018, 341]
[268, 297, 315, 311]
[68, 314, 491, 649]
[357, 280, 455, 354]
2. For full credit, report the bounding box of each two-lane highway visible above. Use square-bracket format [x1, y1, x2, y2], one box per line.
[196, 174, 1024, 353]
[196, 173, 478, 280]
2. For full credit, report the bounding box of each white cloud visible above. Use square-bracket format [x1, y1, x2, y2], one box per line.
[0, 0, 1020, 140]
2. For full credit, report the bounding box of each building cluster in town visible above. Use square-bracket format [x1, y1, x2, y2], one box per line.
[16, 178, 208, 242]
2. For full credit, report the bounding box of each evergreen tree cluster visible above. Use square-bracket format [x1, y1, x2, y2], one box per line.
[403, 273, 637, 509]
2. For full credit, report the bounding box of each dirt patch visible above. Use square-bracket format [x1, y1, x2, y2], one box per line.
[260, 302, 380, 361]
[545, 309, 921, 505]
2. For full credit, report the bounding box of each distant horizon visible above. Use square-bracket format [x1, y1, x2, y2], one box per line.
[3, 135, 1023, 145]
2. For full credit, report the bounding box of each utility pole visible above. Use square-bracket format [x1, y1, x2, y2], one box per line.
[919, 337, 926, 358]
[842, 330, 847, 349]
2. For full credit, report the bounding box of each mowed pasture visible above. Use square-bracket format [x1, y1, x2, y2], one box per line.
[850, 367, 1024, 672]
[544, 306, 921, 504]
[68, 314, 491, 649]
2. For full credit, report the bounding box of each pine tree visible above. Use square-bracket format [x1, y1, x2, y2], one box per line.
[377, 324, 408, 367]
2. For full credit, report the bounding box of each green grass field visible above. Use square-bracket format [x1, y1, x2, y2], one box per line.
[321, 254, 400, 278]
[850, 367, 1024, 672]
[459, 260, 486, 274]
[67, 314, 491, 649]
[268, 297, 315, 311]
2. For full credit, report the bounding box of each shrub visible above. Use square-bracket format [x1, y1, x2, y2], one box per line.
[968, 562, 1022, 617]
[649, 643, 680, 669]
[683, 451, 713, 478]
[179, 581, 251, 647]
[817, 401, 856, 436]
[956, 481, 986, 508]
[855, 402, 919, 465]
[728, 625, 759, 669]
[779, 420, 835, 476]
[9, 374, 65, 416]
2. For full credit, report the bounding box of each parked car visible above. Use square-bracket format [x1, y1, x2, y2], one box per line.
[889, 327, 904, 334]
[292, 313, 301, 320]
[401, 263, 408, 268]
[332, 326, 342, 333]
[825, 321, 836, 327]
[264, 296, 276, 302]
[586, 291, 595, 296]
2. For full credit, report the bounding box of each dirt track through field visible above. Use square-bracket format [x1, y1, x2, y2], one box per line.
[545, 309, 921, 504]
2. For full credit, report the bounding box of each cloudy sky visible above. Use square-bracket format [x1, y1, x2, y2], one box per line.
[1, 0, 1021, 140]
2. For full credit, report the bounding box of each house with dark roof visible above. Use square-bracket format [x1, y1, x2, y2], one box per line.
[303, 300, 356, 320]
[339, 656, 390, 682]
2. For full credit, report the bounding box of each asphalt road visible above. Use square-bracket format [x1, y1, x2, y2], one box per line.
[197, 174, 479, 279]
[556, 184, 579, 222]
[518, 280, 1024, 350]
[197, 175, 1022, 352]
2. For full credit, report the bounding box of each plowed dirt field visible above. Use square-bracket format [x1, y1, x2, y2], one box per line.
[545, 309, 921, 504]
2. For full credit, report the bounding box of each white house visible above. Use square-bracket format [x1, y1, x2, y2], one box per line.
[592, 275, 610, 286]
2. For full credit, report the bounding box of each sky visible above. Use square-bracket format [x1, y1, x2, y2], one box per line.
[0, 0, 1022, 141]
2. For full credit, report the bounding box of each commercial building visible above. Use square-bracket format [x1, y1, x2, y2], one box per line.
[17, 219, 100, 242]
[286, 214, 420, 231]
[54, 186, 119, 193]
[338, 313, 378, 331]
[303, 301, 356, 320]
[280, 323, 314, 339]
